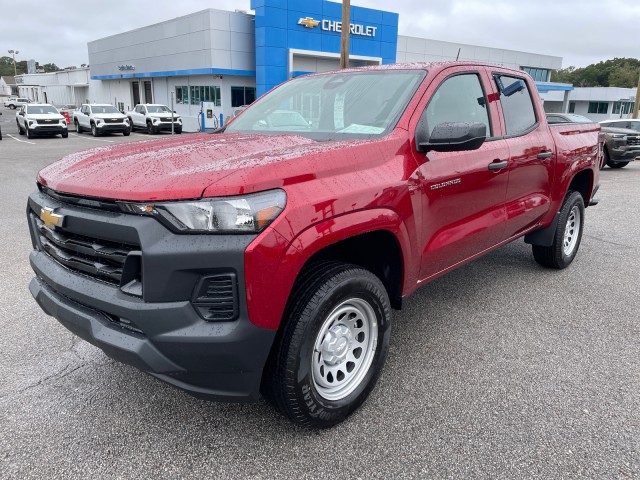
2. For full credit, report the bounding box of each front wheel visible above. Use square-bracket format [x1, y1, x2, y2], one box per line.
[75, 121, 82, 133]
[17, 120, 24, 135]
[532, 191, 584, 269]
[608, 161, 628, 169]
[146, 122, 155, 135]
[61, 130, 68, 138]
[262, 263, 391, 428]
[123, 128, 130, 136]
[26, 127, 34, 139]
[91, 123, 98, 137]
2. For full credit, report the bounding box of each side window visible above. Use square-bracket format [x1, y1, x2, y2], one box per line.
[546, 115, 562, 124]
[496, 75, 537, 136]
[425, 73, 491, 136]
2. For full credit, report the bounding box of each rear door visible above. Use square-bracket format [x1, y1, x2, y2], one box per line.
[411, 66, 510, 281]
[492, 73, 555, 238]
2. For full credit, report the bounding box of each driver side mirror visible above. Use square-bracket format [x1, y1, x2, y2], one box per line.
[416, 121, 487, 153]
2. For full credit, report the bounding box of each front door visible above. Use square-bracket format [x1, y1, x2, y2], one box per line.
[132, 81, 140, 107]
[143, 81, 153, 103]
[411, 68, 510, 281]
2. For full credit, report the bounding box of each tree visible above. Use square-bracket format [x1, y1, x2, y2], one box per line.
[551, 57, 640, 88]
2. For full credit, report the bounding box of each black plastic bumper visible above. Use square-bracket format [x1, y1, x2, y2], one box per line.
[27, 189, 276, 402]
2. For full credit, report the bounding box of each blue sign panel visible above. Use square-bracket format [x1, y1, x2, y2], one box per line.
[250, 0, 399, 96]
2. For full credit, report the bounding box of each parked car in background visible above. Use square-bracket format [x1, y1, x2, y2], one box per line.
[54, 104, 78, 125]
[16, 103, 68, 139]
[546, 113, 593, 124]
[600, 118, 640, 133]
[73, 104, 130, 136]
[598, 122, 640, 169]
[5, 97, 32, 109]
[126, 104, 182, 134]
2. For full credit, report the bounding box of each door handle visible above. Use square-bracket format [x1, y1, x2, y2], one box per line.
[537, 151, 553, 159]
[488, 160, 508, 171]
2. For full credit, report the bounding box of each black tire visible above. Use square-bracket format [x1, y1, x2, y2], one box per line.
[146, 121, 154, 135]
[61, 130, 68, 138]
[91, 123, 98, 137]
[17, 120, 24, 135]
[128, 118, 134, 131]
[123, 128, 131, 137]
[532, 191, 585, 269]
[600, 149, 607, 170]
[262, 262, 392, 428]
[26, 127, 34, 139]
[75, 120, 82, 133]
[10, 105, 16, 110]
[608, 161, 628, 169]
[175, 127, 182, 134]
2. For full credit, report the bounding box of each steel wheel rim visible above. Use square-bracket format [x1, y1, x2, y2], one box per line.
[311, 298, 378, 401]
[563, 206, 581, 256]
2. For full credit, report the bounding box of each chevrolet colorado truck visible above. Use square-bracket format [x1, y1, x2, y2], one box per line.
[126, 104, 183, 134]
[16, 103, 69, 138]
[28, 63, 600, 428]
[73, 104, 130, 137]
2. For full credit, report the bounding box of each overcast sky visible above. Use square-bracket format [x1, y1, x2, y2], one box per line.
[1, 0, 639, 70]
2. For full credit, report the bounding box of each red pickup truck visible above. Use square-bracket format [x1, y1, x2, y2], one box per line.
[28, 62, 600, 428]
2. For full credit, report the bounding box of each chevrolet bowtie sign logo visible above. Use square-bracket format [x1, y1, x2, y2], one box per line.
[40, 207, 64, 228]
[298, 17, 320, 29]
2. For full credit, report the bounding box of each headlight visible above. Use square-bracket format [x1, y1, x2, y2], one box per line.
[611, 134, 627, 140]
[96, 119, 103, 125]
[119, 189, 286, 233]
[153, 118, 160, 124]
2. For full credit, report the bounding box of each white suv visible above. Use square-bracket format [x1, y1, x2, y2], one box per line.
[127, 104, 182, 134]
[16, 104, 68, 139]
[73, 104, 130, 136]
[5, 97, 32, 109]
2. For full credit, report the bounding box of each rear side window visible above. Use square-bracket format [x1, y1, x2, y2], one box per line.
[425, 73, 491, 136]
[496, 75, 537, 136]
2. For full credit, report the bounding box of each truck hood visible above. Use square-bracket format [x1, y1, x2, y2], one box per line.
[37, 132, 390, 201]
[25, 114, 65, 121]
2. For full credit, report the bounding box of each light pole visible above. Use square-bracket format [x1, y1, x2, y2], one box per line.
[8, 49, 19, 76]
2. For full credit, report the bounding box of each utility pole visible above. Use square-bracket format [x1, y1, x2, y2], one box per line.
[633, 72, 640, 119]
[8, 49, 19, 76]
[340, 0, 350, 69]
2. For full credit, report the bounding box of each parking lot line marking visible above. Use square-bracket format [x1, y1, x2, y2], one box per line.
[68, 133, 115, 143]
[6, 134, 36, 145]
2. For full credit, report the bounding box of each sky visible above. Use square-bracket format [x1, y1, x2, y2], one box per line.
[1, 0, 639, 70]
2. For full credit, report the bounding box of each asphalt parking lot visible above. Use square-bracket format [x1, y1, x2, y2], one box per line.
[1, 106, 638, 479]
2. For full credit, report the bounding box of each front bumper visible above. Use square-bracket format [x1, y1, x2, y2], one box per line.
[27, 189, 275, 402]
[153, 121, 182, 131]
[610, 146, 640, 162]
[30, 125, 67, 135]
[96, 123, 129, 133]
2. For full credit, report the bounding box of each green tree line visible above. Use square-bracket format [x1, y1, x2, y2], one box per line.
[551, 57, 640, 88]
[0, 56, 59, 76]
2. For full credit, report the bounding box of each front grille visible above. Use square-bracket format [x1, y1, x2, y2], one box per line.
[37, 119, 59, 125]
[33, 214, 140, 286]
[103, 118, 123, 124]
[192, 274, 238, 321]
[627, 135, 640, 146]
[35, 126, 62, 131]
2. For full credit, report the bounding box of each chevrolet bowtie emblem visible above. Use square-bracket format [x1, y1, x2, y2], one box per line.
[40, 207, 64, 228]
[298, 17, 320, 29]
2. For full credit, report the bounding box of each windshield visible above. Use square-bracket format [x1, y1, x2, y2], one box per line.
[226, 70, 426, 140]
[564, 114, 593, 123]
[27, 105, 58, 115]
[92, 105, 120, 114]
[147, 105, 171, 113]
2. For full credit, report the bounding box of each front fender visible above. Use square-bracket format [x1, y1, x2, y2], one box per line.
[244, 208, 414, 331]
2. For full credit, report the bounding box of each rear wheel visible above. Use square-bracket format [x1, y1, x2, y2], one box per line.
[532, 190, 584, 269]
[262, 262, 391, 428]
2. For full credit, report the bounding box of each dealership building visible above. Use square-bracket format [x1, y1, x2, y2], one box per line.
[11, 0, 635, 131]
